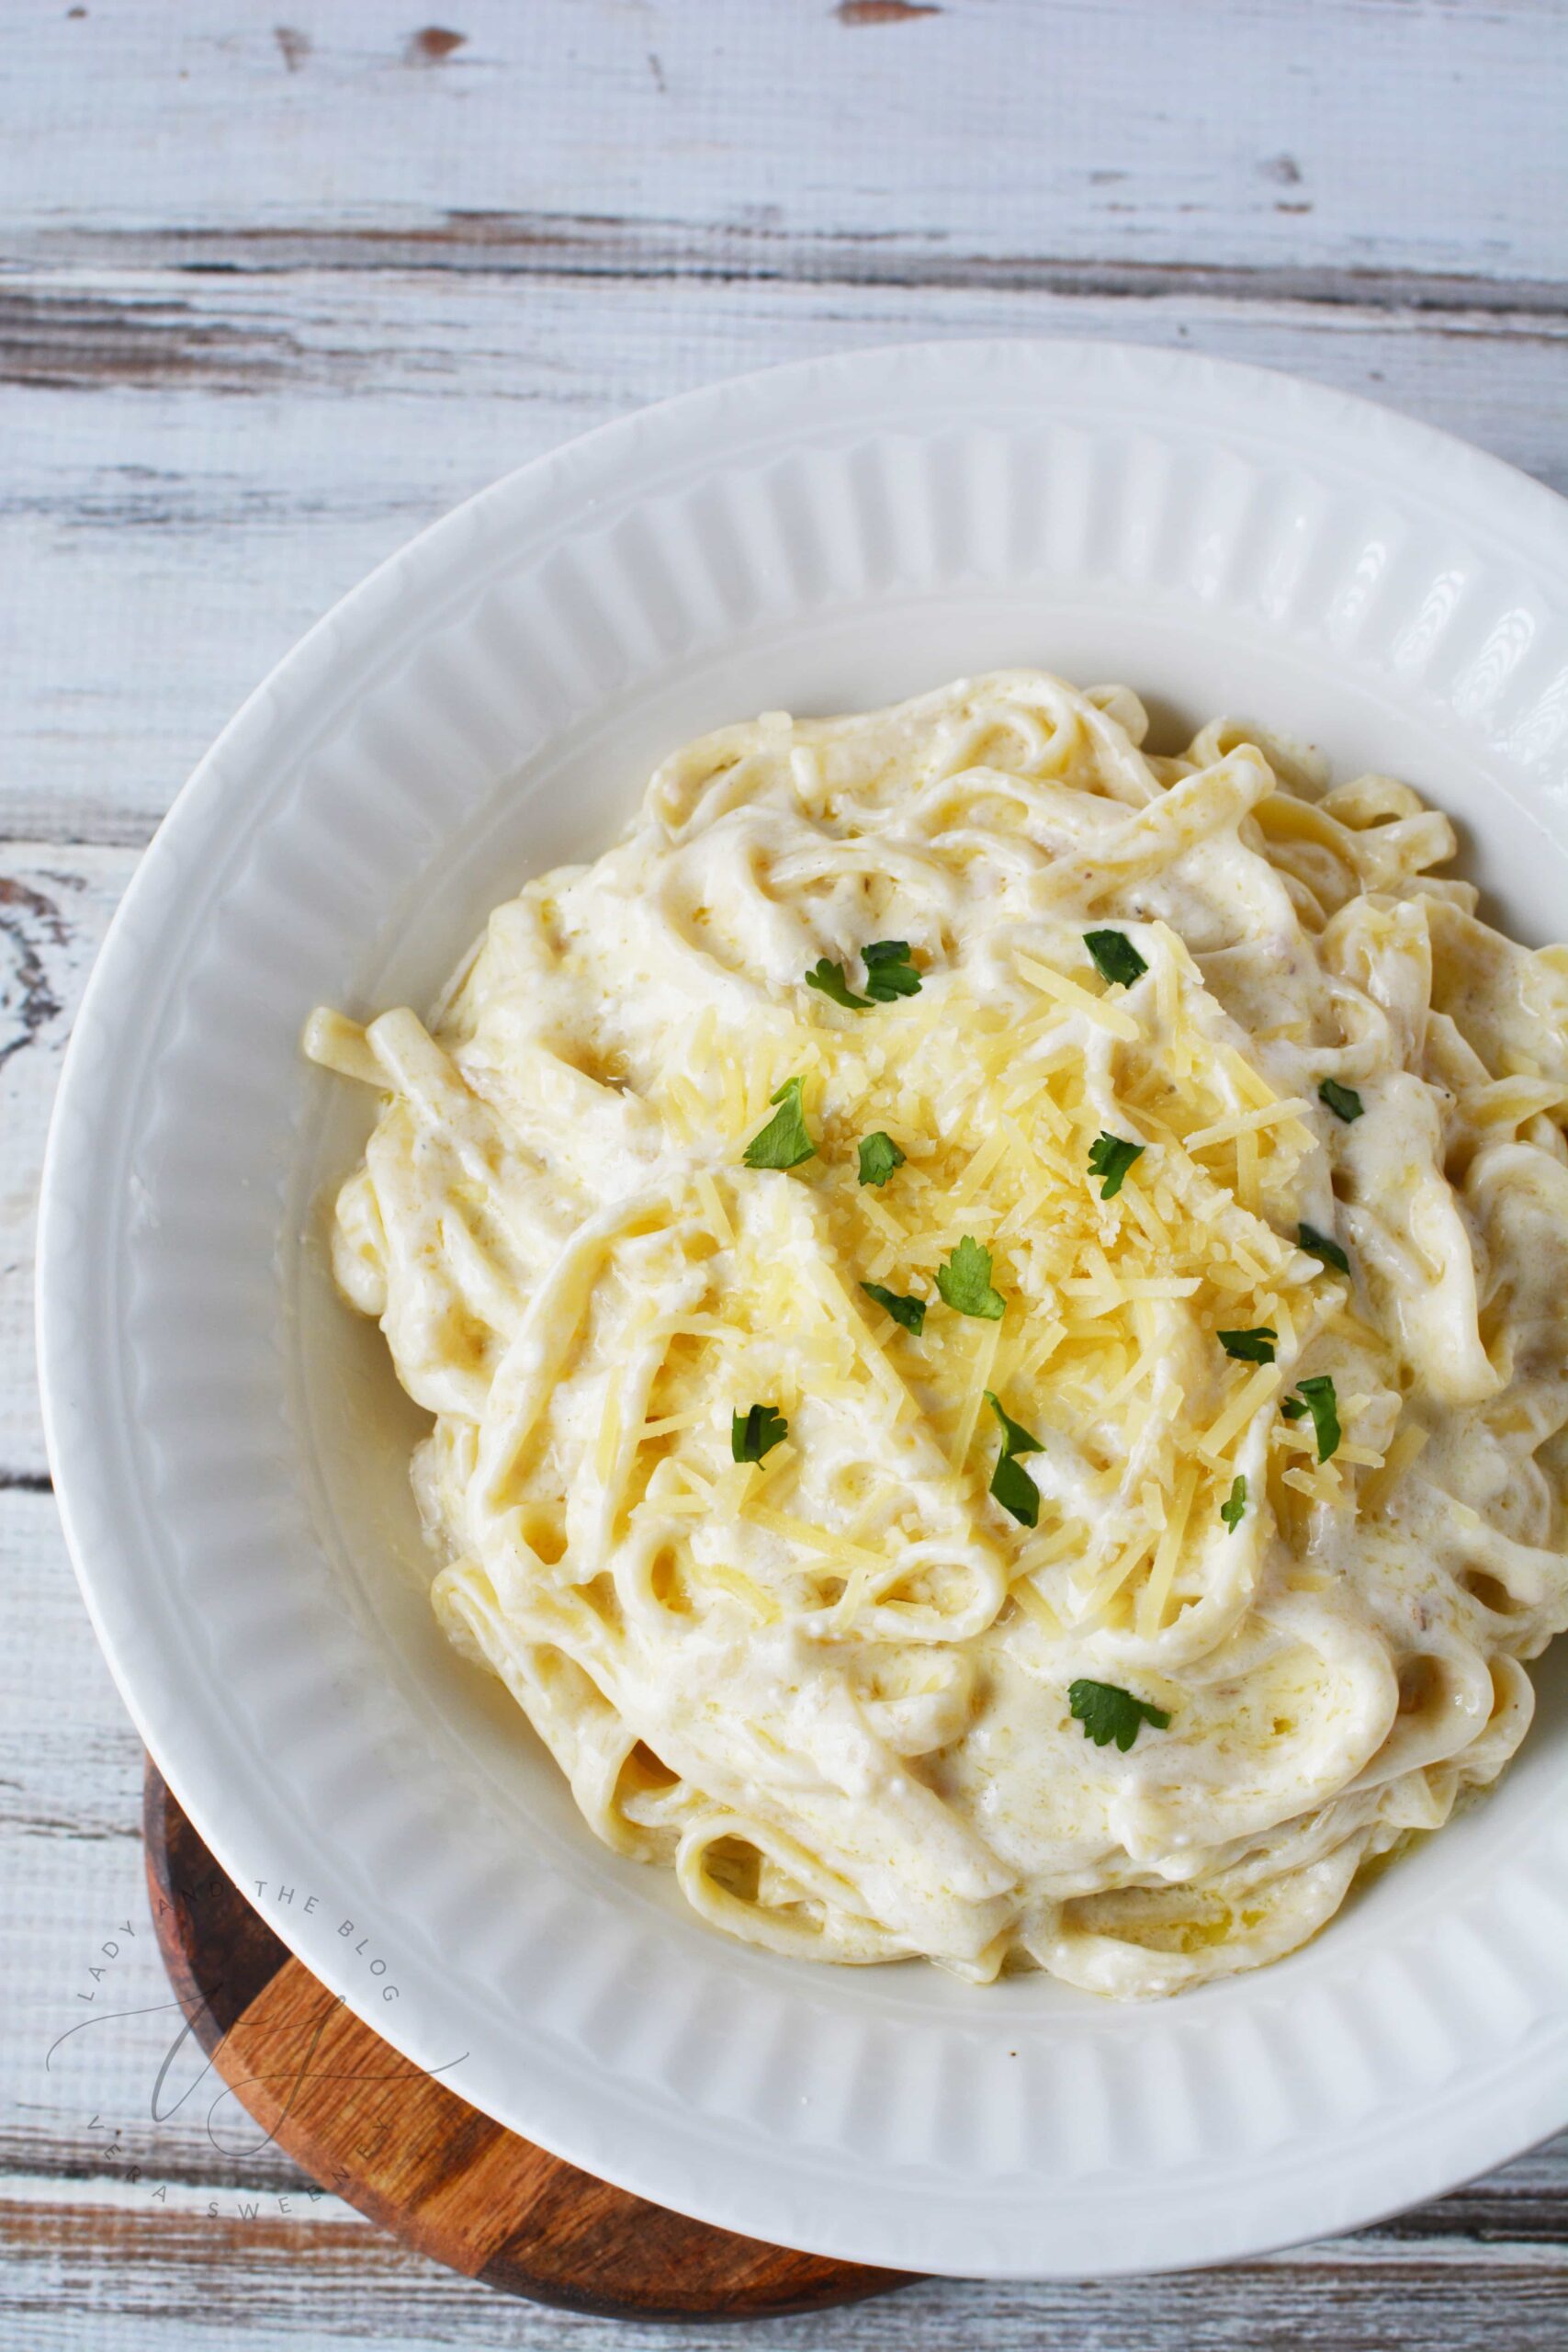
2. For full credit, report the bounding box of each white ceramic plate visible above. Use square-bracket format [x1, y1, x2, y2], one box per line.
[39, 341, 1568, 2280]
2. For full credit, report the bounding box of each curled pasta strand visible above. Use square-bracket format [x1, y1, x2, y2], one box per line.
[1027, 1837, 1369, 2000]
[808, 1539, 1010, 1647]
[675, 1811, 913, 1964]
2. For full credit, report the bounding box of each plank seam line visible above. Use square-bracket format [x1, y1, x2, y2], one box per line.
[6, 231, 1566, 320]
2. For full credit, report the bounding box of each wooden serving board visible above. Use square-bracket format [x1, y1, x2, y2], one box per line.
[141, 1759, 912, 2321]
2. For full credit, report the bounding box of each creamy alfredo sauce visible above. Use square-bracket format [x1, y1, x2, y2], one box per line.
[306, 673, 1568, 1997]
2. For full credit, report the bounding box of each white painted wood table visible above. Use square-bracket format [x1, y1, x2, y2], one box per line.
[4, 5, 1566, 2345]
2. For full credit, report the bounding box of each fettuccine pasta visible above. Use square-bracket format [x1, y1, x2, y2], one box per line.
[305, 672, 1568, 1996]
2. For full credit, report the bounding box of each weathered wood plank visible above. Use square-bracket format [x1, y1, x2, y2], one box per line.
[7, 264, 1565, 402]
[5, 2185, 1568, 2352]
[20, 232, 1568, 317]
[6, 0, 1566, 289]
[2, 271, 1564, 845]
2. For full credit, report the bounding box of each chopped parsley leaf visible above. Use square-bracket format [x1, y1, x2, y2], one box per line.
[1281, 1396, 1308, 1419]
[805, 941, 921, 1008]
[1068, 1678, 1171, 1752]
[1298, 1221, 1350, 1276]
[861, 1280, 925, 1336]
[742, 1076, 817, 1170]
[1288, 1374, 1341, 1462]
[731, 1404, 789, 1464]
[991, 1455, 1040, 1528]
[1318, 1078, 1365, 1123]
[1220, 1474, 1247, 1533]
[1083, 929, 1148, 988]
[1087, 1131, 1145, 1200]
[936, 1235, 1006, 1319]
[805, 956, 870, 1012]
[857, 1131, 906, 1187]
[1218, 1326, 1277, 1363]
[986, 1391, 1043, 1460]
[985, 1389, 1044, 1528]
[862, 939, 922, 1001]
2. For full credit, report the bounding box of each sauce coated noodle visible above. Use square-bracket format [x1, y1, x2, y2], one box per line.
[305, 673, 1568, 1996]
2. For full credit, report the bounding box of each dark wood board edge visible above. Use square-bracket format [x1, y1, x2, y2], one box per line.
[141, 1756, 915, 2320]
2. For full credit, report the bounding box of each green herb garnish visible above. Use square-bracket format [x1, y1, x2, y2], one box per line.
[805, 941, 920, 1010]
[1318, 1078, 1365, 1124]
[731, 1404, 789, 1464]
[936, 1235, 1006, 1320]
[1087, 1132, 1145, 1200]
[1083, 929, 1147, 988]
[862, 939, 922, 1001]
[805, 957, 870, 1012]
[1220, 1474, 1247, 1533]
[861, 1281, 925, 1337]
[857, 1131, 906, 1187]
[1298, 1221, 1350, 1276]
[743, 1076, 816, 1170]
[1217, 1327, 1277, 1364]
[1068, 1678, 1171, 1752]
[1285, 1374, 1340, 1462]
[985, 1390, 1044, 1528]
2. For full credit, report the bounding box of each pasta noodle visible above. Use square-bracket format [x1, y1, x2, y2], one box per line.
[305, 672, 1568, 1996]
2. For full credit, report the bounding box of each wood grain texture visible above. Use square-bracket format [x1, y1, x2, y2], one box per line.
[6, 0, 1565, 286]
[6, 0, 1568, 2340]
[1, 0, 1563, 851]
[139, 1764, 908, 2322]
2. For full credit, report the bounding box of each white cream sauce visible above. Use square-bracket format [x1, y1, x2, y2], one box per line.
[306, 673, 1568, 1996]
